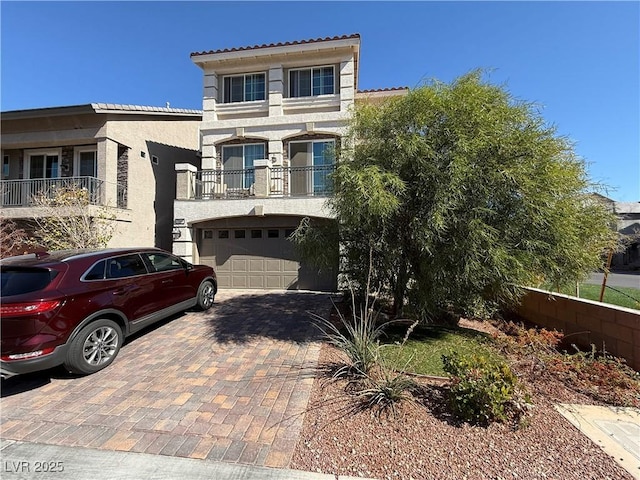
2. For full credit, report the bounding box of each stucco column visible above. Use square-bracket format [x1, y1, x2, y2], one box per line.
[97, 138, 118, 207]
[340, 59, 355, 112]
[268, 65, 283, 117]
[175, 163, 197, 200]
[253, 159, 270, 198]
[203, 72, 218, 121]
[268, 139, 283, 165]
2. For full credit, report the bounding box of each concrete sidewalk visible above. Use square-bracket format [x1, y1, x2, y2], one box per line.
[0, 439, 367, 480]
[555, 404, 640, 479]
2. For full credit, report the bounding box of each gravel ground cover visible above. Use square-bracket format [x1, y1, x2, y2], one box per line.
[291, 319, 635, 480]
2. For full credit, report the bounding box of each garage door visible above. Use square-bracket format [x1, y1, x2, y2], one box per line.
[199, 220, 335, 291]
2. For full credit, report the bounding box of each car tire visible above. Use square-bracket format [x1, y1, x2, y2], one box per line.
[64, 319, 123, 375]
[197, 280, 215, 311]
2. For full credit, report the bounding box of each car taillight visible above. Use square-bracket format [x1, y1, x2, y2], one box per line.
[0, 300, 62, 317]
[1, 347, 55, 361]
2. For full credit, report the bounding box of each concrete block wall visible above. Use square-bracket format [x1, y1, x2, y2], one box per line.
[516, 287, 640, 371]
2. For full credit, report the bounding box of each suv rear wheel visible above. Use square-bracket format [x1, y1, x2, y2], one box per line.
[64, 319, 123, 375]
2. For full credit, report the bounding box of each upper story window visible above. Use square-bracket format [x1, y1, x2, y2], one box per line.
[222, 143, 265, 189]
[289, 66, 335, 98]
[26, 149, 60, 179]
[289, 139, 335, 195]
[223, 73, 266, 103]
[75, 148, 97, 177]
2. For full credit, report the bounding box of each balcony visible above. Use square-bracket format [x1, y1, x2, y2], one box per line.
[191, 164, 335, 200]
[0, 177, 127, 209]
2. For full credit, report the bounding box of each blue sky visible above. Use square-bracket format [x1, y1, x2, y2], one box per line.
[1, 1, 638, 201]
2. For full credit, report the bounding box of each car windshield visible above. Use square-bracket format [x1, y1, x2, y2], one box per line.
[0, 267, 57, 296]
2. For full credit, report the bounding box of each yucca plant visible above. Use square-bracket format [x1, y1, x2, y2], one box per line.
[355, 361, 419, 416]
[312, 292, 390, 378]
[312, 246, 395, 378]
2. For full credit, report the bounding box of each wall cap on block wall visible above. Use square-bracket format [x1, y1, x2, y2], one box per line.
[522, 287, 640, 316]
[517, 287, 639, 372]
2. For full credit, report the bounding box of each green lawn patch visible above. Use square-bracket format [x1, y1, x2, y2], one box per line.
[379, 324, 503, 377]
[543, 283, 640, 310]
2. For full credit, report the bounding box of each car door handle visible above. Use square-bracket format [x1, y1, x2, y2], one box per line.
[113, 285, 140, 295]
[162, 279, 173, 285]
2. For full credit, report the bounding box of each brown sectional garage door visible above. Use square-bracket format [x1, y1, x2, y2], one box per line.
[211, 227, 298, 289]
[198, 217, 336, 291]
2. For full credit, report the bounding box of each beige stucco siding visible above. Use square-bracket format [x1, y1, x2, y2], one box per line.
[100, 117, 201, 247]
[1, 107, 201, 250]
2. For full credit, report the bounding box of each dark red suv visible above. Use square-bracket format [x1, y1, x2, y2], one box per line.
[1, 248, 216, 379]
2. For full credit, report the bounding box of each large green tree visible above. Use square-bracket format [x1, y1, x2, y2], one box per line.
[298, 71, 616, 319]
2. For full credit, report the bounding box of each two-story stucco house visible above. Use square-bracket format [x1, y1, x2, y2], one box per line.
[1, 34, 405, 291]
[1, 103, 202, 251]
[173, 34, 406, 291]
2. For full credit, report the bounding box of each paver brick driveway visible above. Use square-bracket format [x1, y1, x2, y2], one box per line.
[1, 290, 331, 468]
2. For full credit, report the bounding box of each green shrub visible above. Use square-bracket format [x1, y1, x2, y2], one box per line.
[442, 351, 529, 425]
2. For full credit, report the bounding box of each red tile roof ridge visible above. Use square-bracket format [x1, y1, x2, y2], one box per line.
[357, 87, 410, 93]
[191, 33, 360, 57]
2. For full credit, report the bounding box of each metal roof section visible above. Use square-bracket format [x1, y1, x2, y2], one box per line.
[1, 104, 96, 119]
[190, 33, 361, 57]
[90, 103, 202, 116]
[2, 104, 202, 119]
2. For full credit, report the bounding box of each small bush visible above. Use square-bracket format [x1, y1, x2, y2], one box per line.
[496, 321, 640, 408]
[546, 346, 640, 407]
[442, 351, 530, 425]
[355, 365, 419, 416]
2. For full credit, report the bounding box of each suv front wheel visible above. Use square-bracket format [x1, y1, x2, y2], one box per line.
[64, 319, 123, 375]
[197, 280, 216, 311]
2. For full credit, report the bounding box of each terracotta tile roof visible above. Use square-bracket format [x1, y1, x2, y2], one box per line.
[357, 87, 409, 94]
[191, 33, 360, 57]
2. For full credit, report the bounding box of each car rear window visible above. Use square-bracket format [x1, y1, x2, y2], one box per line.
[84, 260, 107, 281]
[0, 267, 58, 296]
[107, 254, 147, 279]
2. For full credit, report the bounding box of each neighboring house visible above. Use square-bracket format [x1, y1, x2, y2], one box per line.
[611, 201, 640, 270]
[593, 194, 640, 270]
[1, 103, 202, 250]
[173, 34, 406, 291]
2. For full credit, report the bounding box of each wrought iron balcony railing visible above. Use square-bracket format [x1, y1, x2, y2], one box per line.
[195, 164, 335, 200]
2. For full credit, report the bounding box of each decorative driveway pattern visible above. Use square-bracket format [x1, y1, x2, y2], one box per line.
[1, 290, 330, 469]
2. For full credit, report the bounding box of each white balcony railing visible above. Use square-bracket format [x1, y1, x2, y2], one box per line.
[0, 177, 127, 209]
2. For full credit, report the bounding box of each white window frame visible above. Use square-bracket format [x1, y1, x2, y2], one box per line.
[221, 143, 266, 170]
[24, 148, 62, 179]
[73, 147, 98, 177]
[288, 65, 336, 98]
[221, 143, 265, 190]
[2, 154, 9, 180]
[221, 71, 267, 103]
[288, 139, 336, 166]
[288, 139, 336, 195]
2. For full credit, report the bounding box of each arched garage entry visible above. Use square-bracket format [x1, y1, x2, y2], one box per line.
[196, 215, 337, 291]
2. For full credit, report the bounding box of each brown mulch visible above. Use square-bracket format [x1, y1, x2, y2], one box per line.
[291, 319, 635, 480]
